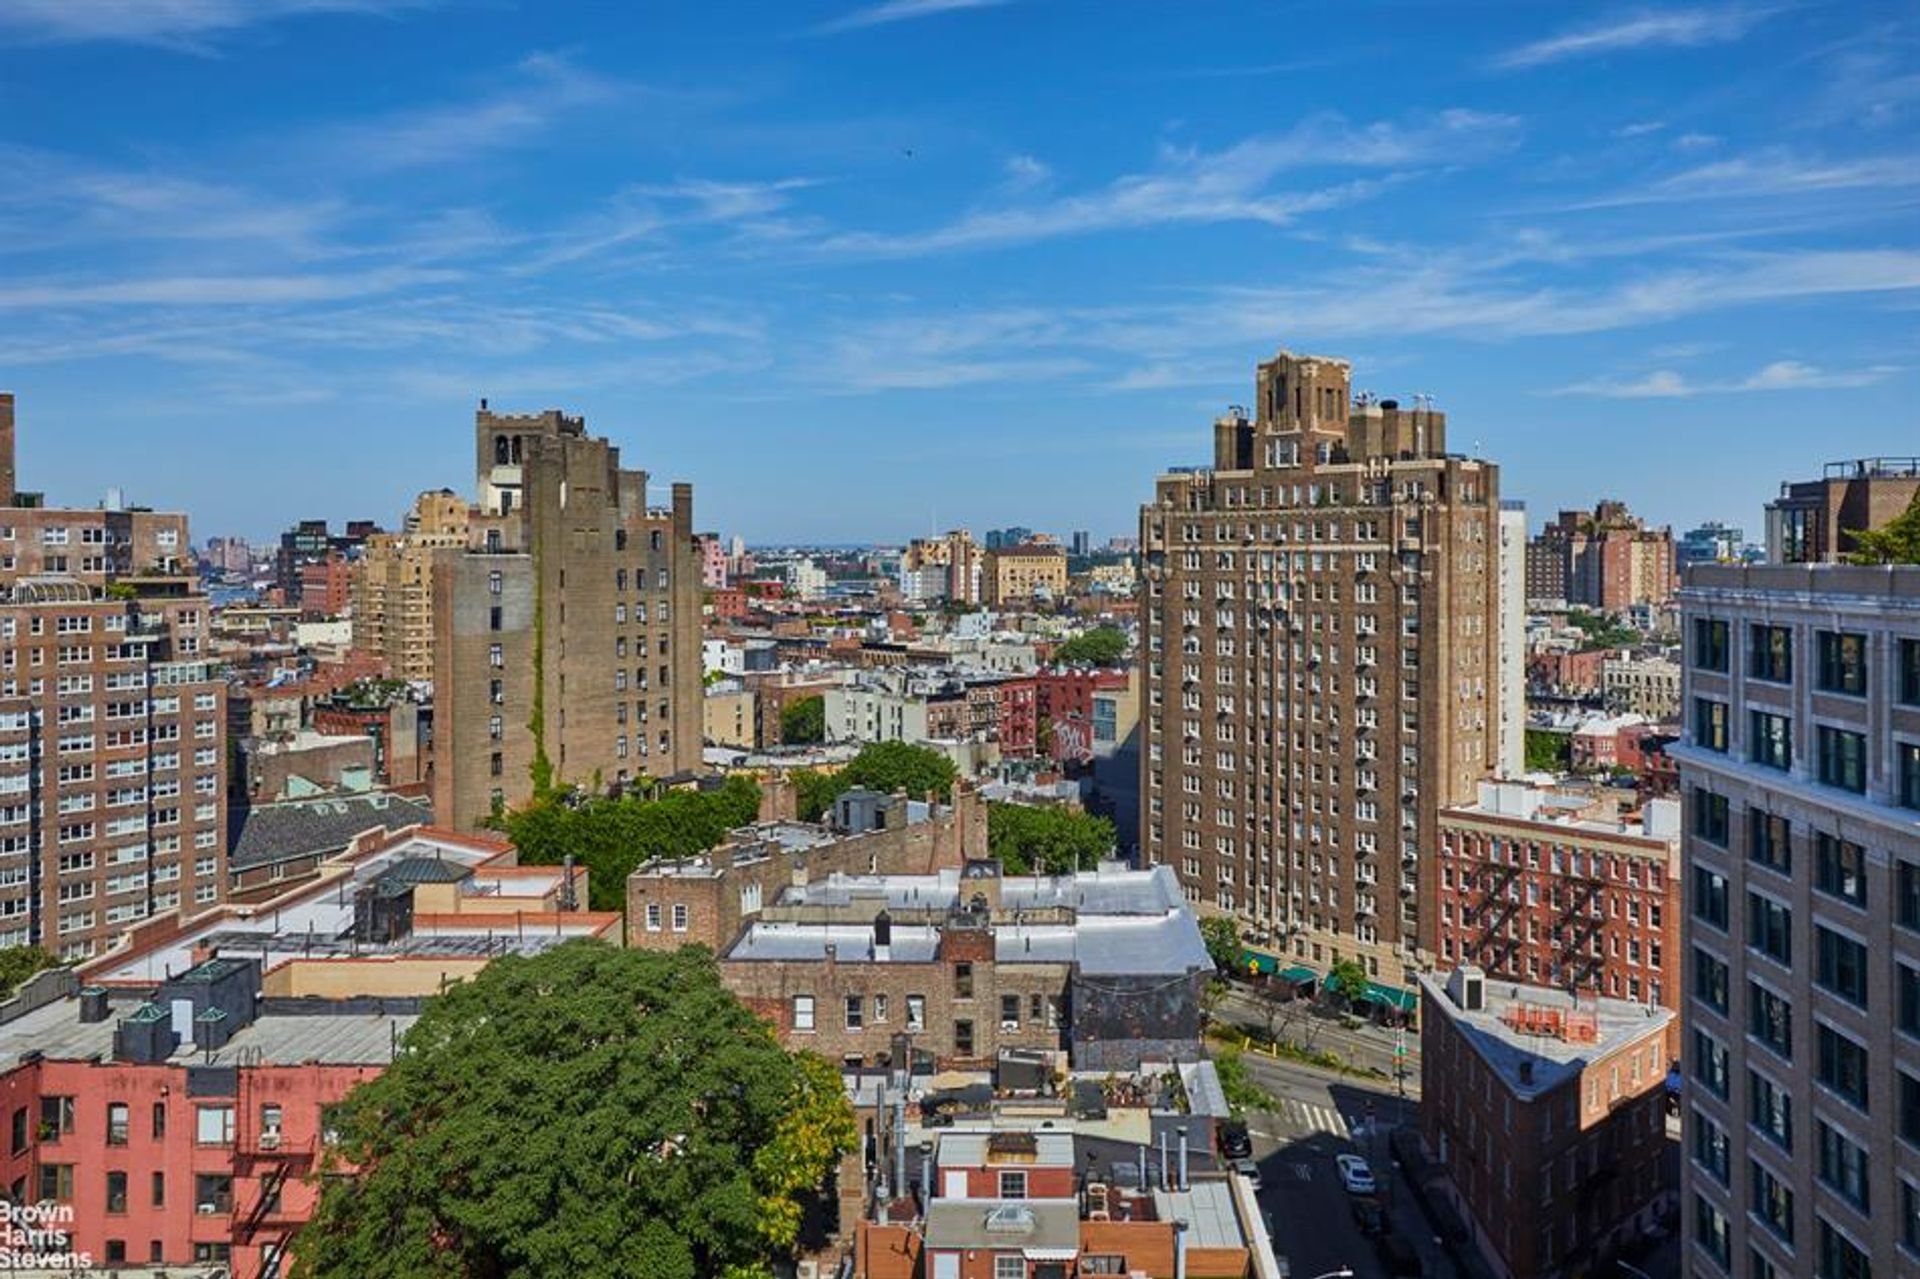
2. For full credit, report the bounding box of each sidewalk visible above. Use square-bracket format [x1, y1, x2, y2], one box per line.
[1214, 986, 1419, 1084]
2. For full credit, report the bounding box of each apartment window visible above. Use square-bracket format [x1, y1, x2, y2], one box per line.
[1816, 1024, 1869, 1110]
[107, 1101, 128, 1146]
[38, 1095, 74, 1140]
[1815, 927, 1868, 1007]
[1903, 861, 1920, 932]
[487, 714, 502, 742]
[487, 570, 502, 596]
[1750, 710, 1792, 770]
[1694, 788, 1730, 846]
[1815, 1219, 1870, 1279]
[1751, 1158, 1794, 1243]
[644, 903, 661, 932]
[1904, 1181, 1920, 1255]
[1903, 638, 1920, 705]
[994, 1258, 1025, 1279]
[106, 1169, 128, 1214]
[1905, 1071, 1920, 1147]
[1692, 1110, 1730, 1184]
[954, 1019, 974, 1056]
[1695, 1194, 1730, 1267]
[873, 994, 887, 1023]
[195, 1105, 234, 1146]
[1694, 618, 1730, 672]
[1694, 867, 1729, 929]
[1749, 812, 1791, 875]
[1749, 1070, 1792, 1152]
[1814, 834, 1867, 907]
[955, 962, 973, 999]
[1747, 893, 1791, 966]
[7, 1107, 22, 1156]
[488, 643, 503, 669]
[1695, 698, 1729, 752]
[1693, 948, 1729, 1013]
[791, 995, 814, 1032]
[1817, 726, 1867, 794]
[1694, 1028, 1729, 1098]
[36, 1164, 73, 1203]
[1902, 742, 1920, 810]
[1816, 631, 1868, 695]
[152, 1102, 166, 1139]
[1750, 1250, 1777, 1279]
[998, 1170, 1028, 1200]
[1816, 1121, 1870, 1214]
[1749, 624, 1792, 683]
[1903, 962, 1920, 1040]
[670, 904, 688, 932]
[843, 995, 862, 1031]
[1749, 982, 1792, 1059]
[152, 1171, 165, 1207]
[906, 995, 925, 1032]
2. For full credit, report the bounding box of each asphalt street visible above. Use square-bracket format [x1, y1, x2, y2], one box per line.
[1213, 987, 1420, 1088]
[1233, 1051, 1454, 1279]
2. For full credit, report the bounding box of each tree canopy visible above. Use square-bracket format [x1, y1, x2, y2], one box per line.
[1328, 958, 1370, 1005]
[492, 777, 761, 910]
[1052, 625, 1129, 667]
[985, 802, 1114, 875]
[291, 943, 856, 1279]
[1847, 490, 1920, 565]
[1524, 728, 1570, 773]
[779, 695, 825, 745]
[788, 742, 959, 822]
[1199, 916, 1241, 973]
[1566, 609, 1639, 650]
[0, 947, 58, 1000]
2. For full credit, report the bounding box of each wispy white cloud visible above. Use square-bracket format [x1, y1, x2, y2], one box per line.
[1571, 150, 1920, 208]
[0, 266, 456, 309]
[516, 178, 819, 273]
[1547, 359, 1901, 398]
[1495, 7, 1773, 70]
[1613, 120, 1668, 138]
[0, 0, 420, 50]
[1672, 132, 1722, 151]
[309, 53, 623, 173]
[818, 110, 1521, 258]
[815, 0, 1011, 35]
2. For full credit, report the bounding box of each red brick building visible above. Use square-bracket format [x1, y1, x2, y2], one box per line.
[295, 552, 353, 620]
[1036, 668, 1128, 765]
[1435, 781, 1681, 1022]
[1419, 967, 1675, 1279]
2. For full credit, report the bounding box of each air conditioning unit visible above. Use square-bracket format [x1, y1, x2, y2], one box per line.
[196, 1203, 218, 1215]
[259, 1131, 282, 1151]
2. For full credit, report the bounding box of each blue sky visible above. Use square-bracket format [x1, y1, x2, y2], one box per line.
[0, 0, 1915, 546]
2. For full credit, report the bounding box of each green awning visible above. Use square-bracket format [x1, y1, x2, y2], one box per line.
[1366, 983, 1418, 1014]
[1240, 949, 1280, 975]
[1278, 966, 1318, 985]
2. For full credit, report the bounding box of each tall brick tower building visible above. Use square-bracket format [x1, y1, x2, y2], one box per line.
[1139, 349, 1502, 990]
[431, 405, 703, 829]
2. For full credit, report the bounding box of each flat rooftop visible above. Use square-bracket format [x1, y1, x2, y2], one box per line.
[0, 997, 414, 1071]
[1418, 970, 1672, 1102]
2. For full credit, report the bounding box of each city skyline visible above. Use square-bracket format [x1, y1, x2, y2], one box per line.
[1, 2, 1914, 543]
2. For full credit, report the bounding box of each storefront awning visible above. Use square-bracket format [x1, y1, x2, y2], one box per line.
[1278, 965, 1318, 985]
[1241, 949, 1280, 976]
[1366, 983, 1418, 1014]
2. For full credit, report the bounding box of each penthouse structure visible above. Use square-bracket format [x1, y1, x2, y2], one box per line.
[432, 404, 704, 829]
[0, 395, 227, 962]
[1435, 780, 1681, 1021]
[1420, 967, 1675, 1279]
[1675, 562, 1920, 1279]
[1765, 457, 1920, 564]
[1139, 350, 1504, 990]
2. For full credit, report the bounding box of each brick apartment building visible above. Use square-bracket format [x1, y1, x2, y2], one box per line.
[1528, 501, 1677, 613]
[1420, 967, 1675, 1279]
[1139, 350, 1506, 989]
[1764, 456, 1920, 564]
[0, 394, 228, 963]
[350, 489, 470, 681]
[1675, 562, 1920, 1279]
[431, 405, 704, 829]
[1435, 780, 1681, 1030]
[984, 543, 1068, 608]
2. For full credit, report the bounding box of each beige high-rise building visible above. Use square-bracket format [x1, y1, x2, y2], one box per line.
[1139, 349, 1501, 990]
[351, 489, 470, 680]
[430, 406, 703, 829]
[984, 543, 1067, 607]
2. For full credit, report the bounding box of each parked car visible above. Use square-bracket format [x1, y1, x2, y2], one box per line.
[1350, 1197, 1385, 1236]
[1218, 1118, 1252, 1159]
[1230, 1157, 1262, 1190]
[1335, 1153, 1377, 1196]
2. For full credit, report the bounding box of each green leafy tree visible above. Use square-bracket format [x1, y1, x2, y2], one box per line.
[779, 696, 826, 745]
[290, 943, 856, 1279]
[0, 947, 58, 999]
[1199, 916, 1241, 973]
[493, 777, 762, 910]
[1052, 625, 1129, 667]
[1566, 609, 1639, 650]
[788, 768, 847, 824]
[1328, 958, 1370, 1006]
[840, 741, 958, 803]
[986, 802, 1113, 875]
[1524, 729, 1570, 773]
[1847, 490, 1920, 565]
